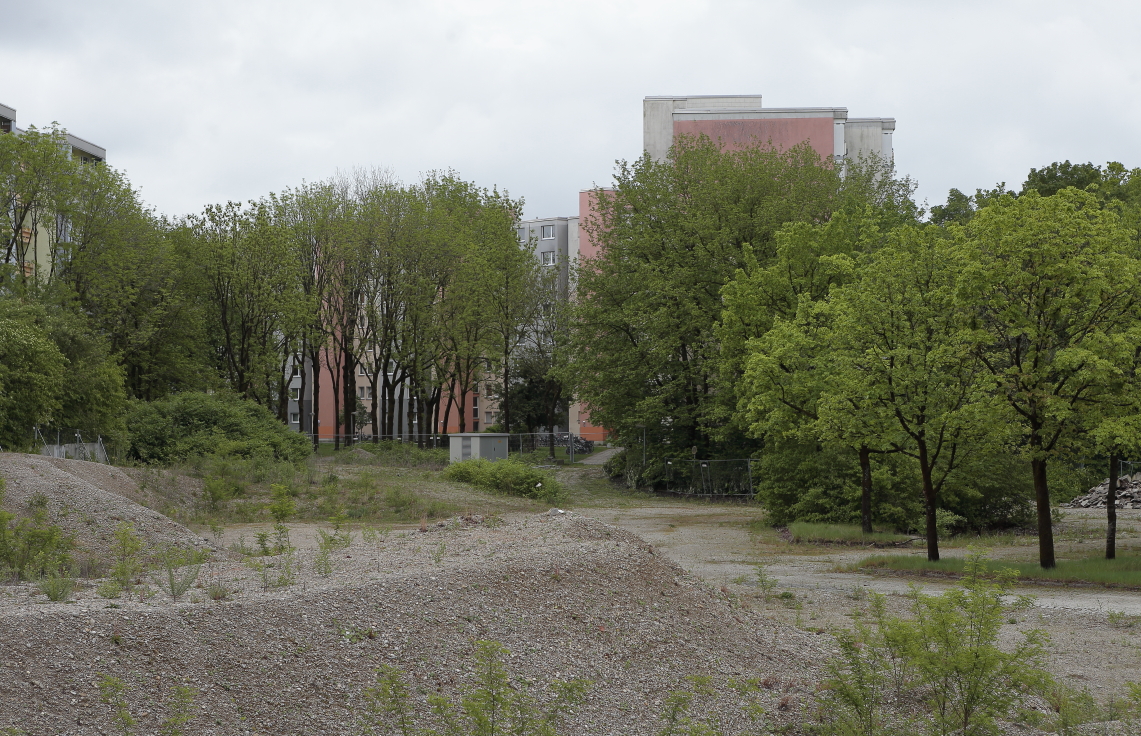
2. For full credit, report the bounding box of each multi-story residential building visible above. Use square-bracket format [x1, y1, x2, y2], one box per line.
[1, 102, 107, 280]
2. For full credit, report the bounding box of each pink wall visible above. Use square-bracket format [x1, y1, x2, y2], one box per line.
[672, 117, 834, 160]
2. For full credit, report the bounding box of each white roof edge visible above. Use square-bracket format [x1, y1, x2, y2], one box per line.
[644, 94, 764, 99]
[0, 102, 14, 120]
[67, 133, 106, 160]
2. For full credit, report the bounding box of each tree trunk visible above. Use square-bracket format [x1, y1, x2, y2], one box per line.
[342, 348, 355, 447]
[442, 393, 454, 441]
[298, 356, 308, 442]
[918, 441, 939, 562]
[501, 346, 511, 432]
[458, 386, 468, 433]
[1107, 453, 1119, 560]
[308, 347, 322, 451]
[1031, 457, 1057, 569]
[396, 381, 405, 440]
[369, 367, 380, 443]
[859, 446, 873, 534]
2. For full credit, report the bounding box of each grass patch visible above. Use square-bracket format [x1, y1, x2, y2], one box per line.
[788, 521, 911, 546]
[853, 553, 1141, 588]
[334, 441, 449, 470]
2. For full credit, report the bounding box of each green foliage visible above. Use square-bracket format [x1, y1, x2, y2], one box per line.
[0, 313, 65, 449]
[125, 391, 311, 464]
[268, 483, 297, 522]
[0, 482, 74, 580]
[339, 441, 449, 470]
[787, 522, 909, 546]
[444, 458, 562, 501]
[855, 552, 1141, 587]
[109, 522, 146, 595]
[159, 685, 197, 736]
[656, 674, 769, 736]
[98, 673, 136, 735]
[37, 568, 76, 601]
[153, 545, 203, 601]
[360, 640, 589, 736]
[819, 553, 1050, 736]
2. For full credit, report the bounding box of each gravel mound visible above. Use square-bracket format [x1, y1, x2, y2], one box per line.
[1064, 475, 1141, 509]
[0, 512, 834, 735]
[0, 454, 210, 561]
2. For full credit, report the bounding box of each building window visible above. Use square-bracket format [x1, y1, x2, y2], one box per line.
[473, 395, 479, 408]
[290, 412, 300, 424]
[517, 227, 527, 242]
[291, 364, 300, 377]
[473, 421, 480, 432]
[541, 251, 556, 266]
[290, 388, 300, 401]
[358, 386, 373, 399]
[485, 411, 494, 424]
[541, 225, 554, 239]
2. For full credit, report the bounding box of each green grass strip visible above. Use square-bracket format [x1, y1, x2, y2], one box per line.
[788, 521, 911, 546]
[854, 553, 1141, 588]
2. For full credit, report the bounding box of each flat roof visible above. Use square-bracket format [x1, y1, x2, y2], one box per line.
[67, 133, 106, 160]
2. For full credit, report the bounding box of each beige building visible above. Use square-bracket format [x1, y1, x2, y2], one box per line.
[1, 102, 107, 281]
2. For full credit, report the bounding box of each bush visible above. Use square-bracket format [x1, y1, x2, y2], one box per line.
[125, 391, 311, 464]
[818, 552, 1051, 735]
[0, 479, 75, 580]
[444, 458, 562, 502]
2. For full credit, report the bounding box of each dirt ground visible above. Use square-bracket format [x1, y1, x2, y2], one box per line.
[560, 474, 1141, 698]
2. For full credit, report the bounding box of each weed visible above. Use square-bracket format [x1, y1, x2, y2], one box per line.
[1108, 610, 1141, 629]
[444, 458, 563, 501]
[268, 484, 296, 523]
[207, 582, 229, 601]
[273, 523, 292, 554]
[159, 685, 196, 736]
[97, 581, 123, 599]
[256, 531, 271, 556]
[358, 640, 588, 735]
[110, 523, 146, 595]
[37, 569, 76, 601]
[314, 547, 333, 576]
[432, 541, 446, 565]
[657, 674, 768, 735]
[98, 674, 135, 735]
[153, 546, 202, 601]
[754, 564, 779, 600]
[335, 618, 376, 643]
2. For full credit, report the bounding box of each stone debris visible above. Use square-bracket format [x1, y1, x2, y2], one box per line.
[1063, 474, 1141, 509]
[0, 455, 834, 735]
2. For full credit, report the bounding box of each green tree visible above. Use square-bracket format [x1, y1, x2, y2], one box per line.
[958, 188, 1141, 568]
[822, 227, 1000, 560]
[0, 313, 66, 449]
[569, 137, 845, 457]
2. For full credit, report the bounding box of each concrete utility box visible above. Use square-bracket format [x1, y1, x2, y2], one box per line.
[449, 433, 509, 463]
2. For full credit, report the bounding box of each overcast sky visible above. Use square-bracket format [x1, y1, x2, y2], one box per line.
[4, 1, 1139, 220]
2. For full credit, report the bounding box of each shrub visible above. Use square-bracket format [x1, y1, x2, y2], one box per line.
[818, 552, 1051, 736]
[37, 570, 76, 602]
[0, 480, 75, 580]
[444, 458, 562, 501]
[125, 391, 311, 464]
[152, 545, 202, 601]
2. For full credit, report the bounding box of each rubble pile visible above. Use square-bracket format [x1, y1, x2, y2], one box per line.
[1064, 475, 1141, 509]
